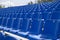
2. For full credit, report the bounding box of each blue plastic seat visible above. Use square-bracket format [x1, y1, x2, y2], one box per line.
[20, 13, 27, 18]
[51, 11, 60, 19]
[17, 13, 21, 18]
[39, 4, 46, 12]
[12, 18, 19, 30]
[12, 13, 18, 18]
[32, 12, 40, 19]
[18, 18, 29, 32]
[6, 18, 13, 30]
[28, 19, 43, 40]
[26, 12, 33, 19]
[29, 19, 41, 34]
[56, 4, 60, 8]
[17, 13, 25, 18]
[9, 13, 14, 18]
[17, 18, 30, 37]
[41, 20, 58, 40]
[41, 12, 52, 20]
[2, 18, 7, 27]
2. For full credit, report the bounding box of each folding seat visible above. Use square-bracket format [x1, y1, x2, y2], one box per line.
[28, 19, 43, 40]
[18, 11, 28, 16]
[40, 3, 48, 12]
[25, 12, 42, 38]
[32, 12, 40, 19]
[41, 20, 58, 40]
[55, 8, 60, 11]
[41, 12, 48, 19]
[12, 13, 18, 18]
[20, 13, 27, 18]
[29, 19, 42, 34]
[9, 13, 14, 18]
[41, 12, 52, 20]
[39, 4, 45, 12]
[6, 13, 10, 18]
[26, 12, 33, 19]
[55, 3, 60, 10]
[0, 18, 5, 29]
[11, 18, 19, 32]
[56, 4, 60, 8]
[38, 5, 41, 12]
[1, 18, 8, 28]
[51, 11, 60, 19]
[0, 13, 4, 29]
[32, 6, 38, 12]
[6, 18, 13, 31]
[18, 18, 30, 37]
[40, 3, 46, 10]
[17, 13, 24, 18]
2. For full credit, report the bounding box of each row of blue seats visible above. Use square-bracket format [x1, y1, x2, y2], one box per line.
[0, 1, 60, 13]
[0, 19, 59, 40]
[0, 19, 60, 40]
[0, 0, 60, 40]
[0, 11, 60, 20]
[0, 12, 60, 40]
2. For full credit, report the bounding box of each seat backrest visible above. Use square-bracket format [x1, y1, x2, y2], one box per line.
[32, 12, 40, 19]
[41, 12, 52, 20]
[12, 18, 19, 30]
[1, 18, 7, 27]
[51, 11, 60, 19]
[29, 19, 43, 35]
[18, 18, 29, 32]
[42, 20, 58, 39]
[7, 18, 13, 28]
[13, 13, 18, 18]
[26, 12, 33, 19]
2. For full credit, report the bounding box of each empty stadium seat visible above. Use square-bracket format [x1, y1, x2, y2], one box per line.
[18, 18, 30, 36]
[51, 11, 60, 19]
[28, 19, 44, 40]
[41, 20, 58, 40]
[12, 18, 19, 30]
[6, 18, 13, 30]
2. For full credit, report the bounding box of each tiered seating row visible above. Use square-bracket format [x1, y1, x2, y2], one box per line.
[0, 0, 60, 40]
